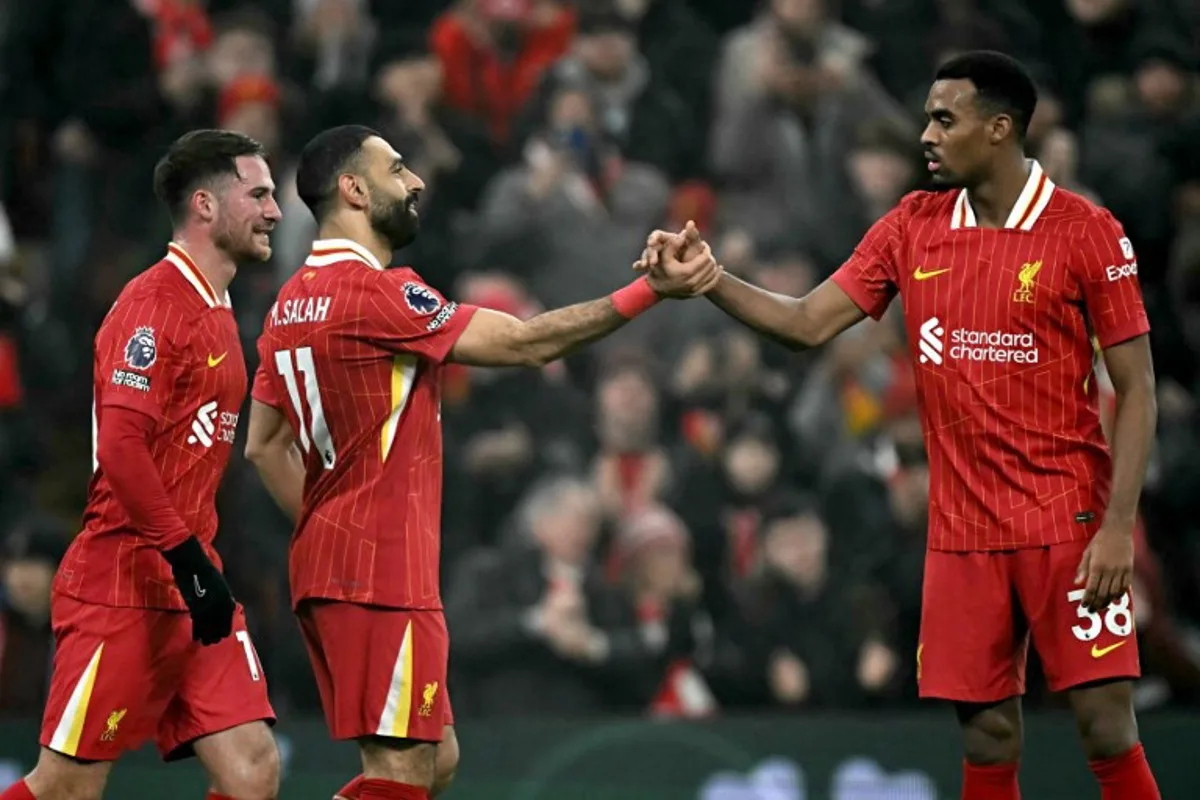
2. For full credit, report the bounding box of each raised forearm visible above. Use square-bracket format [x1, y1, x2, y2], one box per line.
[1104, 383, 1157, 525]
[512, 297, 631, 366]
[449, 282, 658, 368]
[707, 273, 809, 349]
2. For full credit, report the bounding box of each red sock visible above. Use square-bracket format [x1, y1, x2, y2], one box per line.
[1089, 743, 1161, 800]
[334, 775, 365, 799]
[205, 794, 235, 800]
[962, 761, 1020, 800]
[0, 780, 35, 800]
[357, 779, 429, 800]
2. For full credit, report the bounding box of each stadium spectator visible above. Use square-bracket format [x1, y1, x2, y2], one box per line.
[289, 0, 377, 91]
[612, 504, 719, 718]
[590, 357, 674, 525]
[430, 0, 576, 148]
[0, 516, 66, 716]
[608, 0, 718, 166]
[710, 0, 913, 270]
[733, 496, 898, 708]
[474, 83, 670, 311]
[445, 476, 653, 716]
[441, 273, 592, 558]
[515, 3, 695, 180]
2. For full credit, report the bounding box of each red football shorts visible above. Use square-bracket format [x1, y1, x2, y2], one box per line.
[39, 594, 275, 761]
[918, 540, 1141, 703]
[297, 601, 453, 742]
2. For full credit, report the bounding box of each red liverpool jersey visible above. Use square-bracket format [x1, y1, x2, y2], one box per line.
[56, 243, 246, 609]
[832, 161, 1150, 551]
[252, 239, 478, 609]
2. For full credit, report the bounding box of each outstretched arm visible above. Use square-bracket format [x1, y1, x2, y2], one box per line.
[449, 233, 722, 367]
[705, 273, 867, 350]
[449, 300, 633, 368]
[635, 225, 868, 349]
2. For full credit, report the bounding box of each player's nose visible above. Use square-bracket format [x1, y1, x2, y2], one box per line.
[405, 171, 426, 194]
[920, 124, 939, 149]
[264, 196, 283, 222]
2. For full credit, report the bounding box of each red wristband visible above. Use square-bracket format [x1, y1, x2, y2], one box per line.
[610, 276, 660, 319]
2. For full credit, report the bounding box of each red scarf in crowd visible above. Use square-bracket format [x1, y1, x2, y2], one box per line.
[0, 335, 22, 408]
[638, 598, 716, 719]
[136, 0, 213, 70]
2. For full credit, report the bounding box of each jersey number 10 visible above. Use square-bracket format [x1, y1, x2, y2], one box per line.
[274, 347, 337, 469]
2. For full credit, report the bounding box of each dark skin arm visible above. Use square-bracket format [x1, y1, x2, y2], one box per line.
[705, 273, 868, 349]
[634, 226, 867, 349]
[1075, 334, 1157, 612]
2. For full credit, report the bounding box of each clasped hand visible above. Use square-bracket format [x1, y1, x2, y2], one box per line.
[633, 220, 723, 298]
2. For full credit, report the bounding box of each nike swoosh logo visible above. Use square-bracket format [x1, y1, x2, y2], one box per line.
[193, 575, 207, 598]
[913, 267, 952, 281]
[1091, 641, 1126, 659]
[207, 352, 228, 368]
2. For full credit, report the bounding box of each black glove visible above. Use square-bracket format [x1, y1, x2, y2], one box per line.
[163, 536, 236, 645]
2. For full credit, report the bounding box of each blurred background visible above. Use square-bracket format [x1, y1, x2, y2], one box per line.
[1, 0, 1199, 797]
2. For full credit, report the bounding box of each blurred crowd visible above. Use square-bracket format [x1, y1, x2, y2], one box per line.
[2, 0, 1200, 723]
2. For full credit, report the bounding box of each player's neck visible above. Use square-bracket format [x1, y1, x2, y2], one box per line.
[171, 232, 235, 298]
[966, 152, 1031, 229]
[318, 216, 393, 270]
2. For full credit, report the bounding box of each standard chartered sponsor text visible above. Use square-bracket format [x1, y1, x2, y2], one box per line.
[949, 328, 1039, 363]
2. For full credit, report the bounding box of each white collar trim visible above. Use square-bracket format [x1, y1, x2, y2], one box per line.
[165, 242, 230, 308]
[950, 160, 1055, 231]
[305, 238, 385, 271]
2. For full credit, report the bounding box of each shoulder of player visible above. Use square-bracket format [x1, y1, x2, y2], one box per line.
[370, 266, 442, 296]
[368, 268, 461, 320]
[105, 272, 206, 338]
[894, 189, 955, 221]
[377, 264, 425, 283]
[1042, 188, 1123, 238]
[1041, 185, 1110, 222]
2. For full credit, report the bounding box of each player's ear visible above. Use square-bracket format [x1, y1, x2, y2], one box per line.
[989, 113, 1013, 145]
[191, 189, 218, 223]
[337, 173, 369, 211]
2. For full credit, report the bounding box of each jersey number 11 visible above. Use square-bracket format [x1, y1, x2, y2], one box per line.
[274, 347, 337, 469]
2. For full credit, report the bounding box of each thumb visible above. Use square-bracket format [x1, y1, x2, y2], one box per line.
[684, 220, 701, 242]
[1075, 547, 1090, 585]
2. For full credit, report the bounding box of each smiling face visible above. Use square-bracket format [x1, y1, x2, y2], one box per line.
[210, 154, 280, 262]
[921, 78, 1014, 189]
[358, 136, 425, 250]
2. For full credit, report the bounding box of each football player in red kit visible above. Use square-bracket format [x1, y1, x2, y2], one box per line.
[637, 53, 1161, 800]
[1, 131, 282, 800]
[244, 125, 720, 800]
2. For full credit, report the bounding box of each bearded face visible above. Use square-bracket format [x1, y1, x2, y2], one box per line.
[368, 180, 420, 250]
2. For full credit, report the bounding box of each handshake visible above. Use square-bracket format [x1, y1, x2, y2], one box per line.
[633, 221, 724, 299]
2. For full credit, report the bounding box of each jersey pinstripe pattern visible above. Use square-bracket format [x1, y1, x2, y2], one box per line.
[253, 239, 478, 610]
[832, 161, 1150, 551]
[56, 244, 246, 609]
